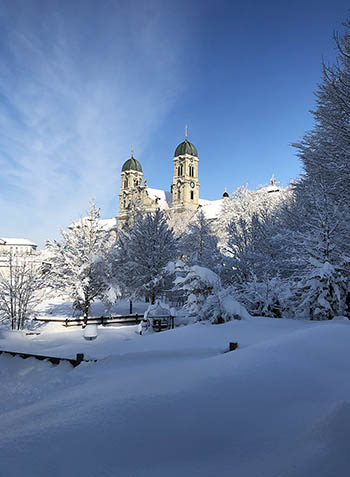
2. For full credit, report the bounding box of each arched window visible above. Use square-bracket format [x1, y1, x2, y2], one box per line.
[178, 166, 181, 176]
[177, 190, 181, 200]
[190, 191, 194, 200]
[124, 179, 128, 188]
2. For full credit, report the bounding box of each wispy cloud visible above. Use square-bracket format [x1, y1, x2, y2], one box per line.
[0, 0, 189, 246]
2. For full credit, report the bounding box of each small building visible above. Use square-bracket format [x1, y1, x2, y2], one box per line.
[0, 237, 38, 255]
[144, 301, 175, 332]
[0, 237, 39, 277]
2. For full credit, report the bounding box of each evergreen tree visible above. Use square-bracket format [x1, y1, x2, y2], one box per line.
[179, 209, 222, 271]
[113, 209, 178, 303]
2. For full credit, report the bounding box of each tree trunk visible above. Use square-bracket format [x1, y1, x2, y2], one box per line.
[83, 296, 90, 326]
[129, 300, 133, 314]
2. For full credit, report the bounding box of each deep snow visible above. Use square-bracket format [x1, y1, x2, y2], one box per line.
[0, 317, 350, 477]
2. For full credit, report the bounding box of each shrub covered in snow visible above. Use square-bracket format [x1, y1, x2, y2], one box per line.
[175, 264, 250, 323]
[297, 260, 346, 320]
[202, 287, 251, 323]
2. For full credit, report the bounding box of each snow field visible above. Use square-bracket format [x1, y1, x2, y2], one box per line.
[1, 317, 350, 476]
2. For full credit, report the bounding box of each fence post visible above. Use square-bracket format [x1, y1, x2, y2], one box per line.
[76, 353, 84, 365]
[229, 342, 238, 351]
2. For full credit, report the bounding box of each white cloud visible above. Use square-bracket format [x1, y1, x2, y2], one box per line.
[0, 0, 189, 247]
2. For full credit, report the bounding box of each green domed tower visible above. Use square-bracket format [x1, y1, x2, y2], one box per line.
[171, 132, 199, 210]
[119, 153, 144, 217]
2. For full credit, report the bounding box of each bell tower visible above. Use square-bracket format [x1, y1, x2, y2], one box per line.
[171, 130, 199, 210]
[117, 153, 143, 228]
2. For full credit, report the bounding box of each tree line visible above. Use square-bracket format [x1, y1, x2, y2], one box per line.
[1, 23, 350, 329]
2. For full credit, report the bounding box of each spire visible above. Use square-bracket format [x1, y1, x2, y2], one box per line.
[270, 174, 275, 186]
[130, 147, 134, 158]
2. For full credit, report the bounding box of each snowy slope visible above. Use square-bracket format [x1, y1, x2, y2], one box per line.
[0, 318, 350, 477]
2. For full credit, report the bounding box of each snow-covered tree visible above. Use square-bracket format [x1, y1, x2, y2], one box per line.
[216, 184, 287, 249]
[285, 179, 348, 319]
[293, 23, 350, 205]
[291, 23, 350, 318]
[218, 182, 291, 287]
[296, 259, 345, 320]
[113, 209, 178, 303]
[166, 208, 194, 238]
[238, 275, 290, 318]
[179, 209, 222, 271]
[201, 286, 251, 323]
[174, 264, 221, 319]
[174, 263, 250, 322]
[0, 252, 48, 330]
[47, 200, 113, 325]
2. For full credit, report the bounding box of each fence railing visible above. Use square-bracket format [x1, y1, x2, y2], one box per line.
[0, 350, 92, 367]
[34, 313, 144, 327]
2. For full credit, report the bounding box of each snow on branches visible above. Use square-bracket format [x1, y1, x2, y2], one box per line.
[47, 200, 113, 324]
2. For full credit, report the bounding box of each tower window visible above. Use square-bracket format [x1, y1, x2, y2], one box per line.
[190, 191, 194, 200]
[177, 191, 181, 200]
[124, 179, 128, 188]
[178, 166, 181, 176]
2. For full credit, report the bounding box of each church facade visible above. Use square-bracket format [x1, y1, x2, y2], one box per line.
[117, 138, 205, 228]
[116, 136, 281, 229]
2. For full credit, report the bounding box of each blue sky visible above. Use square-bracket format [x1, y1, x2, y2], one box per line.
[1, 0, 349, 247]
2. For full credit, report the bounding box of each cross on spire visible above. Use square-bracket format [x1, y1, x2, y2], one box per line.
[185, 124, 188, 138]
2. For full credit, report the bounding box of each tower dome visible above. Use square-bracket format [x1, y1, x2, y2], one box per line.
[174, 139, 198, 157]
[122, 156, 143, 173]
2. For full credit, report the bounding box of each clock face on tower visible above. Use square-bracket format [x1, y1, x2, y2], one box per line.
[177, 180, 182, 188]
[190, 181, 195, 188]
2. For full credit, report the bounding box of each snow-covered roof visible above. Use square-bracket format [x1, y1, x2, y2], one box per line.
[147, 188, 172, 210]
[145, 301, 172, 318]
[198, 198, 223, 220]
[0, 237, 38, 247]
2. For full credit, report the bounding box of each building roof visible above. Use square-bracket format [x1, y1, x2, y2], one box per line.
[0, 238, 38, 247]
[174, 139, 198, 157]
[122, 156, 143, 173]
[198, 198, 223, 220]
[147, 188, 172, 210]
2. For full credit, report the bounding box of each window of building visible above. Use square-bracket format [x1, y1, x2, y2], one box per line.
[124, 179, 128, 188]
[177, 191, 181, 200]
[190, 191, 194, 200]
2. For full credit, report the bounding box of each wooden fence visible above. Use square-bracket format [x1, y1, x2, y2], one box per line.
[34, 313, 144, 327]
[0, 350, 93, 367]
